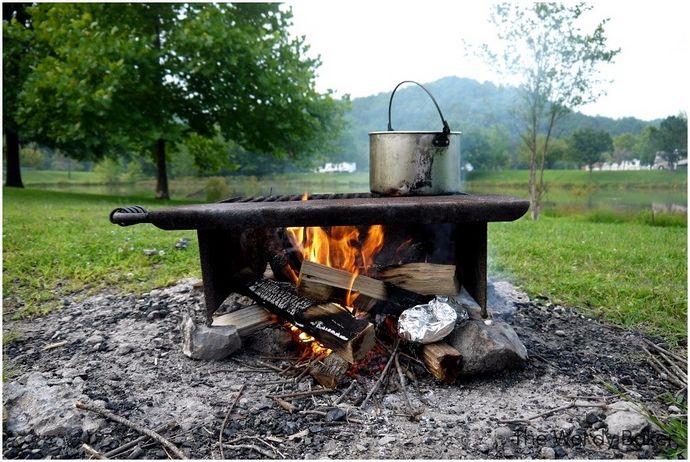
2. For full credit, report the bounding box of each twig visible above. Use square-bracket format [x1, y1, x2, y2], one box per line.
[75, 400, 185, 459]
[256, 360, 290, 373]
[268, 388, 333, 400]
[229, 436, 286, 459]
[394, 353, 415, 417]
[643, 346, 686, 388]
[298, 410, 364, 424]
[498, 401, 610, 424]
[643, 338, 687, 364]
[82, 443, 107, 459]
[224, 444, 275, 459]
[219, 384, 246, 460]
[43, 340, 69, 351]
[333, 381, 357, 405]
[104, 422, 173, 458]
[360, 338, 400, 409]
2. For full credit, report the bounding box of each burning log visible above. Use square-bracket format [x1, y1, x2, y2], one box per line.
[378, 263, 459, 296]
[211, 305, 276, 336]
[297, 261, 429, 314]
[310, 353, 351, 388]
[242, 278, 375, 363]
[421, 341, 462, 383]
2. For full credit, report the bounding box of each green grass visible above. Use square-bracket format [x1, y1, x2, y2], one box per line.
[21, 169, 100, 185]
[2, 188, 201, 319]
[489, 216, 687, 341]
[467, 169, 687, 190]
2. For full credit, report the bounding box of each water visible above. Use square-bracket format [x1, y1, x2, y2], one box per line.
[25, 174, 687, 216]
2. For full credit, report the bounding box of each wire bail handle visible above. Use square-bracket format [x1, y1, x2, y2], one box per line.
[387, 80, 451, 147]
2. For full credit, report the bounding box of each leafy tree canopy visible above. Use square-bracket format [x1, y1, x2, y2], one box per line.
[569, 128, 613, 169]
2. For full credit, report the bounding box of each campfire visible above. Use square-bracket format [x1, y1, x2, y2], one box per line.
[111, 192, 530, 392]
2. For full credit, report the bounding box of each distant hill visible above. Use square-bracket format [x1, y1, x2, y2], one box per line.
[332, 76, 654, 168]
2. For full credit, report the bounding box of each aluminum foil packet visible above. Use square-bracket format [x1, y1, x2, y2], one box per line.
[398, 296, 462, 344]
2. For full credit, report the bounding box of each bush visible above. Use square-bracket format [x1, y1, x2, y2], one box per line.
[205, 177, 230, 202]
[93, 158, 122, 184]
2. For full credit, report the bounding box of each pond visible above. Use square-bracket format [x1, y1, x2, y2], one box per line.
[24, 173, 687, 217]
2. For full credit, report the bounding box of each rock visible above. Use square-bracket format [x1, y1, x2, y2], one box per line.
[584, 411, 599, 426]
[85, 334, 104, 345]
[493, 426, 513, 442]
[325, 408, 347, 423]
[446, 320, 528, 375]
[539, 446, 556, 459]
[378, 435, 396, 445]
[180, 315, 241, 360]
[553, 446, 567, 458]
[668, 405, 681, 414]
[3, 373, 102, 437]
[554, 330, 566, 337]
[356, 444, 367, 452]
[605, 401, 651, 438]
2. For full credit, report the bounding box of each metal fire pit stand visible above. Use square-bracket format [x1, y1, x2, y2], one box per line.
[110, 194, 529, 322]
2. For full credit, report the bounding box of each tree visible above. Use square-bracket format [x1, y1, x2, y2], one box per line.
[653, 114, 688, 169]
[569, 128, 613, 173]
[477, 3, 619, 219]
[2, 3, 34, 187]
[612, 133, 638, 162]
[19, 3, 345, 199]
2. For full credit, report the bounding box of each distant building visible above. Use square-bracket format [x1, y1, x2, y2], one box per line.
[582, 159, 643, 171]
[316, 162, 357, 173]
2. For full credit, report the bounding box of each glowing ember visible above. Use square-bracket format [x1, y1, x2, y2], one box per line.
[287, 323, 332, 356]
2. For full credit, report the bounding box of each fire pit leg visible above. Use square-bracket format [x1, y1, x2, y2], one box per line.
[454, 222, 488, 318]
[197, 228, 268, 323]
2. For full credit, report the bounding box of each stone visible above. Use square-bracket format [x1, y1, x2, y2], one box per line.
[356, 444, 367, 452]
[539, 446, 556, 459]
[180, 315, 241, 360]
[325, 408, 347, 423]
[585, 411, 599, 425]
[446, 320, 528, 375]
[84, 334, 104, 345]
[554, 330, 566, 337]
[378, 435, 396, 445]
[605, 401, 651, 438]
[3, 373, 102, 437]
[668, 405, 681, 414]
[553, 446, 567, 458]
[493, 426, 514, 442]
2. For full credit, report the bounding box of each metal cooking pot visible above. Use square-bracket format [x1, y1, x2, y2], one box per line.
[369, 81, 461, 196]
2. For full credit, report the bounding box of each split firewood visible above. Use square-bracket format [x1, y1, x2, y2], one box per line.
[378, 263, 459, 295]
[297, 261, 429, 314]
[211, 305, 276, 336]
[421, 341, 462, 384]
[242, 278, 375, 363]
[310, 353, 351, 389]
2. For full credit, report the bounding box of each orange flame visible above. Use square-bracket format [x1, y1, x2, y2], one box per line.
[284, 192, 385, 357]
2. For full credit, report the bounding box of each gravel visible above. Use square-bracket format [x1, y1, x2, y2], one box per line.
[2, 278, 681, 459]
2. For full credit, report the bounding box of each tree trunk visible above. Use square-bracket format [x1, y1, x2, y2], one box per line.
[154, 138, 169, 200]
[4, 129, 24, 188]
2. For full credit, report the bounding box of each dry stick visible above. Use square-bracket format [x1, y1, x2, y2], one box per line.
[654, 348, 688, 381]
[333, 381, 357, 406]
[82, 443, 107, 459]
[256, 360, 290, 373]
[360, 339, 400, 409]
[219, 384, 246, 460]
[268, 388, 334, 400]
[394, 353, 415, 416]
[75, 401, 185, 460]
[645, 357, 686, 389]
[643, 338, 688, 364]
[225, 444, 275, 459]
[104, 422, 173, 458]
[43, 340, 69, 351]
[643, 346, 686, 388]
[298, 409, 364, 424]
[498, 402, 610, 424]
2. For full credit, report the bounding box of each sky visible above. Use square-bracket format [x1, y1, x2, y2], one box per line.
[287, 0, 689, 121]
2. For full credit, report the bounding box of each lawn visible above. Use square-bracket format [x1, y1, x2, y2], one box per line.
[489, 216, 687, 340]
[467, 169, 687, 190]
[3, 187, 687, 342]
[2, 188, 200, 319]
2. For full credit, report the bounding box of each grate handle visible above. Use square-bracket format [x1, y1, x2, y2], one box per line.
[109, 205, 150, 226]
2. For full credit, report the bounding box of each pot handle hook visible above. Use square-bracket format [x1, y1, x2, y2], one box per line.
[387, 80, 451, 147]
